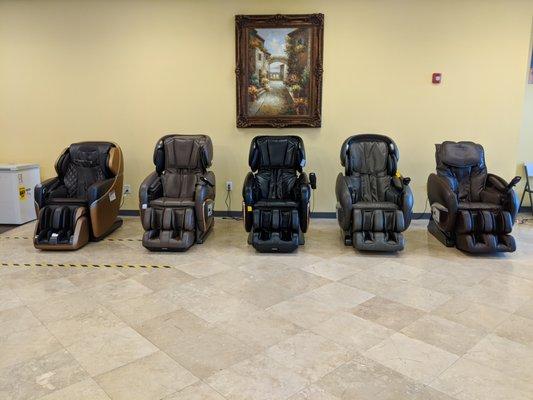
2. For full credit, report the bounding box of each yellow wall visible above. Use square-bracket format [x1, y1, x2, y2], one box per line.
[518, 26, 533, 207]
[1, 0, 532, 213]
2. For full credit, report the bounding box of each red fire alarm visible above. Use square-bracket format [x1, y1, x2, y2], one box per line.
[432, 73, 442, 84]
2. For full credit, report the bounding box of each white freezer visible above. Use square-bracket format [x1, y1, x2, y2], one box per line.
[0, 164, 41, 224]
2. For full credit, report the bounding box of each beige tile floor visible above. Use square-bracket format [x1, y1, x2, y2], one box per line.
[0, 216, 532, 400]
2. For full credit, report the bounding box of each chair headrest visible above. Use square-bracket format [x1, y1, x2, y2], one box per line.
[249, 136, 306, 172]
[436, 141, 485, 168]
[340, 134, 399, 175]
[154, 134, 213, 173]
[68, 142, 112, 168]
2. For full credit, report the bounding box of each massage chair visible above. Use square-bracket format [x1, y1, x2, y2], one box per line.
[336, 134, 413, 252]
[242, 136, 316, 253]
[34, 142, 124, 250]
[139, 135, 215, 251]
[427, 141, 520, 253]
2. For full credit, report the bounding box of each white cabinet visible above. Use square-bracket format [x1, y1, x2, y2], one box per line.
[0, 164, 41, 224]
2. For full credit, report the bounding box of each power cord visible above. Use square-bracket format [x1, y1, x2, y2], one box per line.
[413, 197, 429, 220]
[222, 188, 241, 221]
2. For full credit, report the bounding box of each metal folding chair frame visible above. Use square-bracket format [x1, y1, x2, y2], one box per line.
[519, 163, 533, 216]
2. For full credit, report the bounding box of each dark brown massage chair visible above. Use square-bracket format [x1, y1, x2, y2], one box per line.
[335, 134, 413, 252]
[34, 142, 124, 250]
[427, 141, 521, 253]
[242, 136, 316, 253]
[139, 135, 215, 251]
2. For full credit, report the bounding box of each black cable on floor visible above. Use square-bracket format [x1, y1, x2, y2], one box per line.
[413, 197, 429, 220]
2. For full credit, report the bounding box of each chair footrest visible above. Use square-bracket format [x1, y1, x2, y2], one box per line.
[142, 230, 195, 252]
[251, 231, 299, 253]
[34, 205, 89, 250]
[456, 233, 516, 253]
[353, 231, 404, 252]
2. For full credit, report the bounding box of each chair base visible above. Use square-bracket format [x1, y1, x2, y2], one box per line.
[93, 218, 123, 242]
[427, 218, 455, 247]
[248, 231, 303, 253]
[195, 220, 214, 244]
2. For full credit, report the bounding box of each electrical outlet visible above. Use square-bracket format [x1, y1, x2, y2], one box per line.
[226, 181, 233, 191]
[123, 184, 132, 195]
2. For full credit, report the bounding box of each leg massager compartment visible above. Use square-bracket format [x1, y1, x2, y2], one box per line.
[251, 208, 300, 252]
[35, 205, 89, 249]
[455, 209, 515, 253]
[142, 206, 196, 251]
[352, 208, 405, 251]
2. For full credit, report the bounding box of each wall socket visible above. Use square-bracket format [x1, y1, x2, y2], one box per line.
[226, 181, 233, 191]
[123, 184, 132, 195]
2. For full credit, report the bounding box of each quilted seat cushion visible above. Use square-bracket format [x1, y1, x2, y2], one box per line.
[150, 197, 195, 208]
[47, 197, 87, 206]
[254, 200, 298, 208]
[353, 202, 399, 210]
[458, 202, 502, 211]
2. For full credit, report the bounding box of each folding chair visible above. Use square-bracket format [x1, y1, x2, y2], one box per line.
[520, 162, 533, 216]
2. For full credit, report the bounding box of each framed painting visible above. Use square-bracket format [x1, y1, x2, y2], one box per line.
[235, 14, 324, 128]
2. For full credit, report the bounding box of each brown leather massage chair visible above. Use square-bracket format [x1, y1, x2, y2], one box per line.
[427, 141, 521, 253]
[34, 142, 124, 250]
[139, 135, 215, 251]
[335, 134, 413, 252]
[242, 136, 316, 253]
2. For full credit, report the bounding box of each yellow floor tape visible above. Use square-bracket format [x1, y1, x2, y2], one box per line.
[0, 262, 171, 269]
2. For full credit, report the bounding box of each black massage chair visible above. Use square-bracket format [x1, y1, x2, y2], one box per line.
[427, 141, 520, 253]
[243, 136, 316, 253]
[139, 135, 215, 251]
[336, 134, 413, 252]
[34, 142, 124, 250]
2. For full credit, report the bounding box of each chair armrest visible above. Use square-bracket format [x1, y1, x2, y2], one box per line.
[427, 173, 458, 231]
[295, 173, 312, 233]
[482, 173, 520, 219]
[242, 172, 256, 232]
[294, 172, 311, 204]
[195, 171, 216, 233]
[34, 177, 61, 210]
[198, 171, 216, 193]
[486, 174, 508, 192]
[335, 173, 358, 231]
[401, 185, 414, 228]
[195, 171, 216, 204]
[242, 172, 256, 205]
[393, 174, 414, 228]
[87, 178, 114, 206]
[139, 172, 162, 209]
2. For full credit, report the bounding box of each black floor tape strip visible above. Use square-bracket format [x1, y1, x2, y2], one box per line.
[0, 262, 172, 269]
[0, 236, 142, 242]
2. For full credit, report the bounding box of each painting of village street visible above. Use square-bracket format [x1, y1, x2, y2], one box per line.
[247, 27, 311, 116]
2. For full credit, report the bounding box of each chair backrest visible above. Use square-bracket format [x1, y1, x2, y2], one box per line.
[340, 134, 398, 202]
[248, 136, 305, 200]
[153, 134, 213, 199]
[56, 142, 119, 199]
[435, 141, 487, 202]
